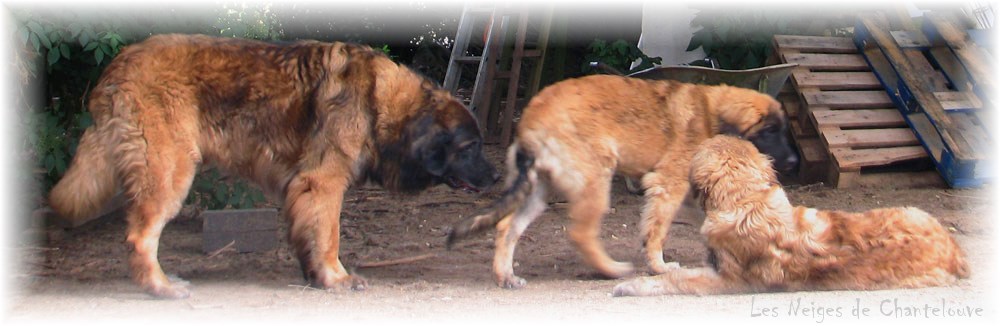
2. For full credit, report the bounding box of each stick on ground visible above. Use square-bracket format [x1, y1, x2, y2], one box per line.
[355, 252, 438, 268]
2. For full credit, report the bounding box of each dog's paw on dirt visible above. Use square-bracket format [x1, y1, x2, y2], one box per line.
[611, 277, 667, 297]
[148, 275, 192, 299]
[320, 275, 368, 292]
[497, 275, 527, 289]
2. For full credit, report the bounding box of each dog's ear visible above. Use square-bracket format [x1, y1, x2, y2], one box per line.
[416, 133, 449, 176]
[718, 121, 743, 137]
[718, 93, 781, 138]
[407, 114, 451, 176]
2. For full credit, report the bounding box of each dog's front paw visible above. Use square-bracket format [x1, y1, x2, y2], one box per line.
[324, 275, 368, 292]
[309, 271, 369, 292]
[146, 275, 192, 299]
[497, 274, 527, 289]
[612, 277, 668, 297]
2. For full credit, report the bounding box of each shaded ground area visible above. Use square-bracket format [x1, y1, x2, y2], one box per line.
[6, 145, 996, 324]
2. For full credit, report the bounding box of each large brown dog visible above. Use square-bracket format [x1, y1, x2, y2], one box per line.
[447, 75, 797, 288]
[48, 34, 498, 299]
[612, 135, 969, 296]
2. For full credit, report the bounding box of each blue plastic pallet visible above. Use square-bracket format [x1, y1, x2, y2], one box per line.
[854, 13, 992, 188]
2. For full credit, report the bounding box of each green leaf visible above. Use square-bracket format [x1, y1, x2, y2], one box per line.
[213, 186, 229, 203]
[690, 12, 709, 27]
[687, 29, 710, 52]
[48, 30, 62, 44]
[44, 154, 55, 172]
[195, 177, 211, 190]
[242, 190, 257, 208]
[83, 42, 98, 51]
[29, 33, 40, 51]
[47, 47, 60, 65]
[231, 25, 247, 37]
[747, 30, 767, 43]
[54, 151, 67, 174]
[26, 21, 44, 37]
[716, 26, 729, 43]
[717, 53, 732, 69]
[230, 186, 244, 206]
[94, 49, 104, 64]
[68, 23, 83, 38]
[699, 41, 714, 55]
[60, 43, 71, 59]
[37, 31, 52, 50]
[18, 27, 29, 44]
[44, 113, 59, 129]
[79, 31, 91, 46]
[744, 50, 759, 69]
[77, 112, 93, 128]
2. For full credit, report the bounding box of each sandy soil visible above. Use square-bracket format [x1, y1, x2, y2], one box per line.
[4, 145, 997, 324]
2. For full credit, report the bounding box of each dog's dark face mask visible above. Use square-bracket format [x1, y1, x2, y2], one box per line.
[721, 115, 799, 174]
[392, 99, 498, 193]
[746, 122, 798, 174]
[412, 120, 499, 192]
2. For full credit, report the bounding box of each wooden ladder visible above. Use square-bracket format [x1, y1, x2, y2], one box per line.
[444, 4, 552, 147]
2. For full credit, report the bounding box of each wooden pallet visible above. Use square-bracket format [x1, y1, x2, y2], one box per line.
[855, 12, 992, 188]
[775, 82, 830, 185]
[773, 35, 933, 188]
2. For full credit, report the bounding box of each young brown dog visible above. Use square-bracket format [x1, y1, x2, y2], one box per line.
[613, 135, 969, 296]
[448, 75, 797, 288]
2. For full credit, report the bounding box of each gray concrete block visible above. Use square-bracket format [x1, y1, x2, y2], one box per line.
[202, 208, 279, 253]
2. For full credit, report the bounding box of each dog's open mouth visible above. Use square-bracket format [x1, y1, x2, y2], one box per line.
[446, 176, 481, 193]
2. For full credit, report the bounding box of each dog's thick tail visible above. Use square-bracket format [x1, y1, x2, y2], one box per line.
[950, 237, 972, 279]
[47, 125, 118, 224]
[446, 145, 535, 248]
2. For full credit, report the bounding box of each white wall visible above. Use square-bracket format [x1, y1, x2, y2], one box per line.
[635, 2, 705, 67]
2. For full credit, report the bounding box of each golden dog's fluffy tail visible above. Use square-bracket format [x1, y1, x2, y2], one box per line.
[446, 144, 535, 248]
[47, 126, 118, 223]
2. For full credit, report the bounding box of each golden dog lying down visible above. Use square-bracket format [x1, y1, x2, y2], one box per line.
[613, 135, 969, 296]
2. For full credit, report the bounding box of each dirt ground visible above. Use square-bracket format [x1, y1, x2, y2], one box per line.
[4, 145, 997, 324]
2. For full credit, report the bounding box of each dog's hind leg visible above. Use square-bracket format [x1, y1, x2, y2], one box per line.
[493, 183, 548, 289]
[121, 121, 199, 299]
[640, 158, 693, 274]
[565, 175, 634, 279]
[612, 267, 749, 296]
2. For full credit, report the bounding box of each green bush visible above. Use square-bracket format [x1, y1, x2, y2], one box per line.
[17, 5, 410, 211]
[686, 7, 853, 70]
[15, 9, 270, 211]
[17, 14, 125, 193]
[582, 38, 662, 75]
[186, 169, 267, 210]
[215, 2, 283, 40]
